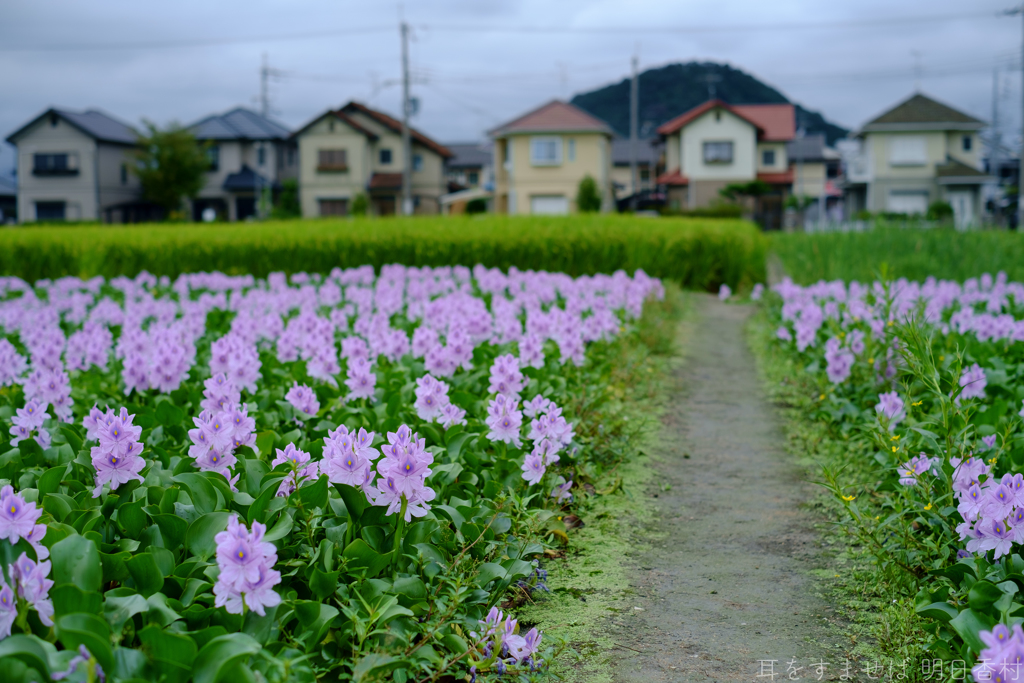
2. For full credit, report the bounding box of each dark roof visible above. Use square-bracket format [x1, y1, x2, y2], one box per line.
[489, 100, 614, 137]
[935, 158, 988, 178]
[444, 142, 492, 169]
[341, 102, 453, 158]
[862, 93, 985, 131]
[611, 138, 660, 166]
[786, 134, 829, 162]
[190, 107, 290, 141]
[368, 172, 403, 190]
[222, 164, 278, 192]
[6, 107, 138, 145]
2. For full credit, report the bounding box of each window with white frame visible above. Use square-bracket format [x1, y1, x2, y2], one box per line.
[567, 139, 576, 162]
[703, 141, 733, 164]
[888, 136, 927, 166]
[762, 149, 776, 167]
[530, 137, 562, 166]
[413, 154, 423, 172]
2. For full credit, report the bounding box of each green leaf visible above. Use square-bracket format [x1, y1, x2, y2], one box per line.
[916, 601, 958, 623]
[968, 580, 1005, 612]
[298, 475, 329, 509]
[264, 510, 294, 542]
[117, 497, 148, 538]
[51, 584, 102, 617]
[334, 483, 367, 521]
[441, 633, 469, 655]
[255, 431, 278, 456]
[152, 513, 188, 549]
[192, 633, 261, 683]
[138, 624, 195, 683]
[949, 608, 996, 654]
[99, 550, 132, 584]
[435, 505, 465, 531]
[0, 635, 51, 678]
[155, 401, 185, 427]
[104, 589, 149, 638]
[146, 592, 182, 627]
[246, 476, 281, 526]
[125, 552, 165, 597]
[310, 568, 340, 601]
[186, 512, 231, 561]
[43, 493, 76, 523]
[36, 465, 66, 496]
[55, 612, 114, 673]
[343, 539, 392, 579]
[351, 654, 402, 682]
[173, 473, 221, 515]
[446, 432, 471, 460]
[51, 534, 101, 593]
[393, 576, 427, 602]
[476, 562, 507, 585]
[60, 424, 84, 453]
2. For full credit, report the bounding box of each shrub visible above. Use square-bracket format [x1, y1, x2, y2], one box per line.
[350, 193, 368, 217]
[271, 179, 300, 219]
[576, 176, 602, 213]
[465, 198, 488, 214]
[926, 200, 954, 222]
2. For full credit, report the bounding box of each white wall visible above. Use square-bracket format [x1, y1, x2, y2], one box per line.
[14, 115, 98, 221]
[680, 108, 757, 181]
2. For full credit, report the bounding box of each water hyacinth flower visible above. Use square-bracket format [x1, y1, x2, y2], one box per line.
[875, 391, 906, 430]
[52, 645, 105, 683]
[0, 579, 16, 639]
[11, 552, 54, 627]
[272, 443, 319, 497]
[88, 408, 146, 497]
[972, 624, 1024, 683]
[413, 374, 450, 422]
[323, 425, 378, 488]
[285, 382, 320, 419]
[521, 452, 546, 485]
[0, 485, 42, 545]
[438, 402, 467, 429]
[981, 435, 998, 450]
[897, 454, 934, 486]
[9, 398, 52, 449]
[551, 478, 573, 503]
[750, 283, 764, 301]
[958, 363, 988, 403]
[488, 354, 525, 400]
[486, 395, 523, 448]
[213, 515, 281, 616]
[373, 425, 436, 521]
[345, 358, 377, 401]
[718, 284, 731, 301]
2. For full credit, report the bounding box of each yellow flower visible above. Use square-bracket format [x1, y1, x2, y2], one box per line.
[912, 401, 922, 406]
[939, 355, 945, 361]
[890, 435, 900, 441]
[924, 503, 933, 511]
[874, 515, 880, 520]
[989, 457, 998, 465]
[887, 320, 894, 327]
[868, 358, 875, 365]
[819, 394, 825, 401]
[891, 445, 899, 452]
[842, 495, 856, 502]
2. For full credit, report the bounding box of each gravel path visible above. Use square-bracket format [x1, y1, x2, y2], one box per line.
[609, 295, 838, 682]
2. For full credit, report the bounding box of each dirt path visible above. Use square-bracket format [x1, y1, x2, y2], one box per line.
[608, 294, 839, 682]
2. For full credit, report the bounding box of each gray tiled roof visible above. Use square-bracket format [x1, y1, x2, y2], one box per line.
[611, 138, 660, 166]
[786, 134, 828, 162]
[6, 108, 138, 145]
[863, 93, 984, 129]
[191, 108, 291, 141]
[444, 142, 492, 169]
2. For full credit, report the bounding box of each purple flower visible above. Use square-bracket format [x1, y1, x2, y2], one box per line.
[897, 454, 933, 486]
[982, 435, 998, 450]
[88, 408, 146, 498]
[323, 425, 376, 487]
[285, 382, 320, 418]
[521, 453, 546, 485]
[0, 485, 42, 544]
[875, 391, 906, 430]
[486, 395, 523, 447]
[11, 552, 54, 626]
[345, 358, 377, 401]
[551, 479, 573, 503]
[272, 443, 319, 497]
[718, 284, 732, 301]
[958, 363, 988, 403]
[0, 579, 16, 640]
[413, 374, 450, 421]
[488, 354, 525, 400]
[438, 402, 466, 429]
[213, 515, 281, 615]
[52, 645, 104, 682]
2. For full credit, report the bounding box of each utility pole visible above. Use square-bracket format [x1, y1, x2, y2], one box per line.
[260, 52, 270, 118]
[400, 21, 413, 216]
[1010, 6, 1024, 229]
[629, 54, 639, 206]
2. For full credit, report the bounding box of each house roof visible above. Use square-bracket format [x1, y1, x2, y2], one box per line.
[222, 164, 278, 192]
[489, 100, 614, 137]
[861, 93, 985, 132]
[757, 170, 795, 184]
[656, 100, 763, 137]
[368, 172, 404, 190]
[611, 138, 661, 166]
[786, 133, 837, 162]
[655, 169, 689, 186]
[6, 107, 138, 145]
[341, 102, 453, 158]
[444, 142, 492, 169]
[290, 110, 380, 141]
[935, 158, 989, 184]
[191, 107, 291, 141]
[732, 104, 795, 142]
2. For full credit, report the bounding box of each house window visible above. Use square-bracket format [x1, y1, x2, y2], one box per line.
[379, 149, 392, 165]
[889, 136, 927, 166]
[319, 199, 349, 216]
[530, 136, 562, 166]
[207, 145, 220, 172]
[962, 135, 972, 152]
[467, 171, 479, 185]
[32, 153, 77, 176]
[762, 149, 776, 167]
[715, 110, 722, 122]
[412, 154, 423, 172]
[640, 168, 650, 182]
[257, 145, 266, 166]
[317, 149, 348, 172]
[703, 141, 733, 164]
[568, 139, 576, 162]
[120, 163, 128, 185]
[35, 201, 66, 221]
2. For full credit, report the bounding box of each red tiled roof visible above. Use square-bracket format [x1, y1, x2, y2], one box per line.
[368, 173, 403, 190]
[733, 104, 796, 141]
[332, 111, 378, 140]
[341, 101, 453, 158]
[489, 100, 613, 136]
[757, 170, 795, 184]
[655, 169, 689, 186]
[656, 100, 762, 136]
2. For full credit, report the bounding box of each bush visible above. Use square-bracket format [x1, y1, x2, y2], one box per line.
[271, 179, 300, 219]
[0, 215, 766, 291]
[465, 198, 488, 214]
[576, 176, 602, 213]
[350, 193, 368, 217]
[926, 200, 954, 222]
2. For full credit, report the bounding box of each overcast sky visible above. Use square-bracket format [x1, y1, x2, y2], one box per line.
[1, 0, 1021, 176]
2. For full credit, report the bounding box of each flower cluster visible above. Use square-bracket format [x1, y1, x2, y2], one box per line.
[187, 374, 257, 488]
[488, 354, 525, 399]
[9, 399, 51, 449]
[972, 624, 1024, 683]
[285, 382, 320, 420]
[469, 607, 544, 672]
[322, 425, 379, 492]
[0, 484, 48, 559]
[52, 645, 105, 683]
[374, 426, 436, 522]
[0, 553, 55, 638]
[875, 391, 907, 430]
[213, 515, 281, 616]
[86, 407, 146, 497]
[486, 396, 523, 448]
[272, 443, 320, 497]
[950, 456, 1024, 559]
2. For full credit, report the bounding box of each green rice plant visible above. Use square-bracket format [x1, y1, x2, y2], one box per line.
[0, 215, 765, 291]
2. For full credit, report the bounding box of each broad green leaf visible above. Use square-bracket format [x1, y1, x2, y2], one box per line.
[310, 568, 340, 601]
[351, 654, 402, 682]
[51, 535, 101, 593]
[186, 512, 231, 561]
[36, 465, 66, 496]
[146, 592, 182, 627]
[435, 505, 465, 531]
[0, 634, 51, 679]
[298, 475, 329, 509]
[152, 513, 187, 549]
[103, 588, 149, 638]
[915, 601, 958, 623]
[441, 633, 469, 655]
[50, 584, 102, 617]
[155, 401, 185, 427]
[55, 612, 114, 673]
[950, 608, 996, 654]
[264, 510, 294, 543]
[125, 552, 164, 597]
[173, 473, 220, 515]
[117, 497, 147, 538]
[192, 633, 261, 683]
[343, 539, 392, 579]
[968, 580, 1005, 612]
[138, 624, 195, 683]
[333, 483, 367, 521]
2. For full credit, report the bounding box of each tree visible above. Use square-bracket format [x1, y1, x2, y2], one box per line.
[576, 175, 602, 213]
[134, 121, 208, 218]
[465, 197, 488, 214]
[272, 179, 301, 219]
[351, 193, 369, 216]
[926, 200, 954, 222]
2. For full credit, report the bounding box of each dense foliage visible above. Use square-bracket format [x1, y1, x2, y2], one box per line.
[133, 123, 209, 217]
[0, 216, 765, 292]
[0, 264, 665, 682]
[767, 273, 1024, 675]
[770, 227, 1024, 285]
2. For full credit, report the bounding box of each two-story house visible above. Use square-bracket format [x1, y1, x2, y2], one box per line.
[841, 93, 988, 227]
[5, 108, 142, 222]
[444, 142, 492, 190]
[655, 100, 796, 218]
[490, 100, 614, 215]
[293, 101, 452, 217]
[610, 137, 662, 201]
[188, 107, 295, 221]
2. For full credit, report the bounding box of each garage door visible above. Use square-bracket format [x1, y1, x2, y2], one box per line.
[886, 191, 928, 216]
[530, 195, 569, 215]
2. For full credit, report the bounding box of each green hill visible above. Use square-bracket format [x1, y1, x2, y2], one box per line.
[571, 61, 848, 145]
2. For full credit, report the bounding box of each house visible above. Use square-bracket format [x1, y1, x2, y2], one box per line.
[840, 93, 989, 227]
[655, 100, 796, 226]
[0, 174, 15, 224]
[4, 107, 144, 222]
[490, 100, 614, 215]
[292, 101, 452, 217]
[787, 133, 843, 223]
[444, 142, 492, 190]
[188, 107, 295, 221]
[610, 137, 662, 200]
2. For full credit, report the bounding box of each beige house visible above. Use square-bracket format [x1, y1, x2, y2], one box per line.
[5, 108, 145, 222]
[490, 101, 614, 215]
[293, 101, 452, 217]
[656, 100, 796, 224]
[841, 93, 988, 227]
[188, 107, 295, 222]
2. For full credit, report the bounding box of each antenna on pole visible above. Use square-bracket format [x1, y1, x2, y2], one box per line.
[400, 21, 413, 216]
[911, 50, 923, 92]
[702, 70, 721, 101]
[260, 52, 270, 118]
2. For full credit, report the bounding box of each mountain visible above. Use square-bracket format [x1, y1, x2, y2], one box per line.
[570, 61, 849, 145]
